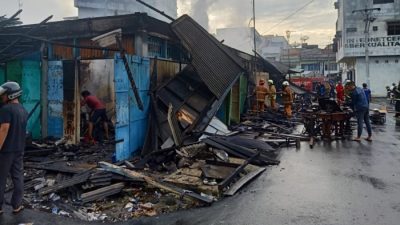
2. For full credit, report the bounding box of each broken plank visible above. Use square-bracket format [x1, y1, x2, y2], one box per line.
[79, 182, 125, 204]
[98, 162, 213, 204]
[39, 172, 91, 196]
[264, 132, 309, 141]
[219, 152, 259, 189]
[224, 167, 266, 196]
[26, 162, 96, 174]
[163, 174, 219, 196]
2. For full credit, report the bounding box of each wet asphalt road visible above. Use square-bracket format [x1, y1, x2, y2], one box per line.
[1, 107, 400, 225]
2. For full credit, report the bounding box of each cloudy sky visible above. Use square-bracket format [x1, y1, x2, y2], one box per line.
[1, 0, 336, 47]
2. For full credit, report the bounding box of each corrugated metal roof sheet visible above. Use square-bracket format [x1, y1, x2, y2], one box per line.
[171, 15, 244, 99]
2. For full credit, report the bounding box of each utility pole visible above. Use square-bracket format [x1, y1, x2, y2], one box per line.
[252, 0, 258, 112]
[253, 0, 257, 79]
[352, 6, 380, 88]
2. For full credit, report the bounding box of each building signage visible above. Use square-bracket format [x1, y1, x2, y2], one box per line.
[345, 36, 400, 48]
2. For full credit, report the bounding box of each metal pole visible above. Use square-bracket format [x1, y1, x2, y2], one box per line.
[135, 0, 175, 21]
[365, 23, 370, 88]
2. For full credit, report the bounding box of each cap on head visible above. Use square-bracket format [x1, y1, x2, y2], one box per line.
[0, 81, 22, 100]
[268, 79, 274, 85]
[282, 81, 289, 86]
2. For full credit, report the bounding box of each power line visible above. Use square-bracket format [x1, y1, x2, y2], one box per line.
[261, 0, 316, 35]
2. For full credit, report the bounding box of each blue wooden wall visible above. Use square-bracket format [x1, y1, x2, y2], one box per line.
[114, 55, 150, 161]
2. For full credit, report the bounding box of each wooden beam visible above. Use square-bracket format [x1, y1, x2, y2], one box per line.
[0, 15, 53, 55]
[79, 182, 125, 204]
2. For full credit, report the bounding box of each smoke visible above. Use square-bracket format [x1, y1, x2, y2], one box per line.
[177, 0, 215, 31]
[178, 0, 252, 32]
[191, 0, 215, 31]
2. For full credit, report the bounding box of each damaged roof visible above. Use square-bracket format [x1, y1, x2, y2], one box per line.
[171, 15, 244, 99]
[152, 15, 246, 148]
[0, 12, 178, 64]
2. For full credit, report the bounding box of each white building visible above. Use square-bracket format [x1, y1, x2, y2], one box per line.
[259, 35, 289, 61]
[215, 28, 289, 61]
[335, 0, 400, 96]
[74, 0, 177, 23]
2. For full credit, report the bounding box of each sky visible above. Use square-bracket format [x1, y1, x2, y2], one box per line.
[1, 0, 337, 47]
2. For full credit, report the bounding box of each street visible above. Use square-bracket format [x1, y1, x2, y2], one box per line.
[1, 103, 400, 225]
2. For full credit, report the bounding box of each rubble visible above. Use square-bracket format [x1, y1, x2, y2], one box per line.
[21, 123, 285, 222]
[0, 9, 358, 223]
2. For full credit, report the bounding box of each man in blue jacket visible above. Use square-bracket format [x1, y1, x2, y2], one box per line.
[348, 82, 372, 142]
[362, 83, 372, 104]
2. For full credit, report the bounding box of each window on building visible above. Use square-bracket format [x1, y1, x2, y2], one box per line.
[328, 63, 338, 71]
[346, 27, 357, 33]
[373, 0, 394, 4]
[375, 60, 379, 64]
[385, 60, 389, 63]
[148, 36, 166, 58]
[373, 26, 378, 31]
[395, 59, 399, 63]
[301, 63, 320, 71]
[388, 22, 400, 35]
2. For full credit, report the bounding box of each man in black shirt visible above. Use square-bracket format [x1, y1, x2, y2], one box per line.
[0, 82, 28, 214]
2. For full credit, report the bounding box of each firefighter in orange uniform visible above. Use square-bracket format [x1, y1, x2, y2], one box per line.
[282, 81, 294, 118]
[268, 80, 277, 110]
[254, 79, 269, 112]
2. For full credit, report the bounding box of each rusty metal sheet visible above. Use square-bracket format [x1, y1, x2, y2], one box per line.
[62, 61, 79, 144]
[171, 15, 244, 99]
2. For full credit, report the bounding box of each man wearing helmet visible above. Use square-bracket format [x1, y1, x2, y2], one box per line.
[254, 79, 269, 112]
[282, 81, 294, 118]
[267, 80, 277, 110]
[0, 82, 28, 214]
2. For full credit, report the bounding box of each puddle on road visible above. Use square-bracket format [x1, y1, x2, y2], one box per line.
[352, 174, 387, 190]
[331, 170, 387, 190]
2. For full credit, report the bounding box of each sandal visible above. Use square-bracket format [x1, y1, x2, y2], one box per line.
[364, 137, 372, 142]
[352, 138, 361, 142]
[12, 205, 24, 214]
